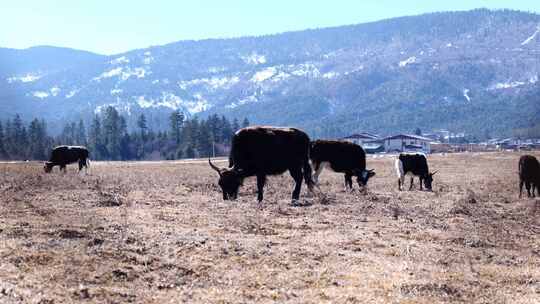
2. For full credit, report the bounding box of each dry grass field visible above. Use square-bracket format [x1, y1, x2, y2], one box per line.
[1, 152, 539, 303]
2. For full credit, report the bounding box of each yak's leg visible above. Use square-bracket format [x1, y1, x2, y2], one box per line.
[519, 180, 524, 198]
[312, 161, 323, 184]
[289, 167, 303, 201]
[60, 165, 66, 173]
[396, 159, 404, 191]
[78, 160, 85, 172]
[419, 177, 423, 191]
[409, 176, 414, 190]
[344, 173, 353, 189]
[525, 181, 532, 197]
[256, 174, 266, 202]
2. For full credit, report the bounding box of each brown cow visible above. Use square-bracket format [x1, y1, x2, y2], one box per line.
[519, 155, 540, 198]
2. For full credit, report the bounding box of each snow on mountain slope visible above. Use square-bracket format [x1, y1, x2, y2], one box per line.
[521, 25, 540, 45]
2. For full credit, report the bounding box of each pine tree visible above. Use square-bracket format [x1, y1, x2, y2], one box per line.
[28, 119, 38, 158]
[13, 115, 25, 155]
[136, 113, 148, 140]
[120, 132, 131, 160]
[207, 114, 221, 143]
[220, 115, 233, 145]
[20, 126, 28, 158]
[70, 122, 77, 144]
[119, 116, 130, 160]
[11, 115, 28, 159]
[197, 122, 213, 157]
[89, 115, 103, 160]
[102, 106, 122, 160]
[169, 110, 184, 145]
[28, 118, 47, 160]
[189, 118, 200, 147]
[60, 123, 73, 145]
[77, 119, 87, 145]
[135, 114, 148, 159]
[40, 120, 52, 158]
[180, 118, 194, 147]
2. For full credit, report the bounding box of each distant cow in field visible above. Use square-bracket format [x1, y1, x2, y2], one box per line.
[519, 155, 540, 198]
[44, 146, 90, 173]
[209, 126, 314, 202]
[310, 140, 375, 189]
[395, 152, 436, 191]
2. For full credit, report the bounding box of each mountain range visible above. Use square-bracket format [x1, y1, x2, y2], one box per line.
[1, 8, 539, 138]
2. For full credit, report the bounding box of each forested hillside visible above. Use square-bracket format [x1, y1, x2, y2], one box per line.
[0, 111, 249, 161]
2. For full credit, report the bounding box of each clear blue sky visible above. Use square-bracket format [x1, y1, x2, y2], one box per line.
[2, 0, 539, 55]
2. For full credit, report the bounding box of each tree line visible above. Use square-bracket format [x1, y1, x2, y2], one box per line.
[0, 107, 250, 161]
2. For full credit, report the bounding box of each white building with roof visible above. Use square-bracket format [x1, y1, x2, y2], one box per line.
[381, 134, 433, 153]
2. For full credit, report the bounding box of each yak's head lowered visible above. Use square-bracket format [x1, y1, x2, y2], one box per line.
[356, 169, 376, 186]
[209, 159, 243, 200]
[43, 162, 54, 173]
[423, 171, 438, 191]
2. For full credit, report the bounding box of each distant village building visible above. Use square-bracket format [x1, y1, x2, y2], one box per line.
[341, 132, 384, 153]
[381, 134, 433, 153]
[492, 138, 540, 151]
[423, 129, 466, 143]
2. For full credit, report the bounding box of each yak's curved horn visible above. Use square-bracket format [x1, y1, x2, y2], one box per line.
[208, 158, 222, 176]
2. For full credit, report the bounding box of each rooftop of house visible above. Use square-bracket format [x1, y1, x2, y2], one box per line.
[380, 134, 433, 141]
[342, 132, 379, 140]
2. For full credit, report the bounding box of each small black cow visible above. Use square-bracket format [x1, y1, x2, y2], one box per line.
[44, 146, 90, 173]
[395, 152, 436, 191]
[310, 140, 375, 189]
[519, 155, 540, 198]
[209, 126, 313, 202]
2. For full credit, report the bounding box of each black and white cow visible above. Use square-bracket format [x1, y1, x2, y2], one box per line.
[395, 152, 436, 191]
[310, 140, 375, 189]
[44, 146, 90, 173]
[209, 126, 314, 202]
[519, 154, 540, 198]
